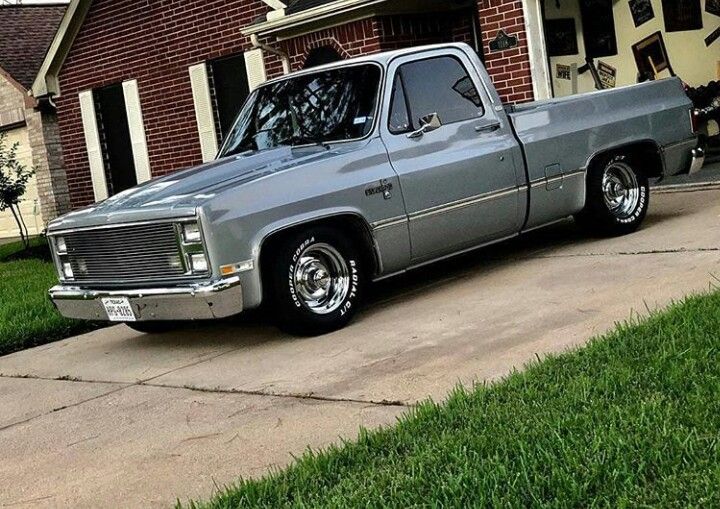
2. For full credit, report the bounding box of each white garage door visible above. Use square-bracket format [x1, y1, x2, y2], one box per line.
[0, 126, 42, 239]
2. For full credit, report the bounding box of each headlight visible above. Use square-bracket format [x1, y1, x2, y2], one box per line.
[62, 262, 74, 279]
[189, 254, 208, 274]
[178, 221, 210, 275]
[182, 223, 202, 243]
[56, 236, 67, 254]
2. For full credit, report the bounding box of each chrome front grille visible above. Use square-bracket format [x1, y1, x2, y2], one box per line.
[63, 223, 186, 282]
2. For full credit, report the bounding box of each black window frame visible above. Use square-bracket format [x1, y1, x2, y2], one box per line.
[207, 52, 252, 144]
[387, 55, 486, 136]
[92, 82, 138, 197]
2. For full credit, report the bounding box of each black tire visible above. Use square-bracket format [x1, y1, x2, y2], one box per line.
[125, 321, 177, 334]
[575, 153, 649, 236]
[266, 226, 365, 335]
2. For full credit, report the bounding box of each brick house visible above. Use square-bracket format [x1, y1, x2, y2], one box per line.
[0, 4, 69, 238]
[30, 0, 541, 211]
[29, 0, 717, 211]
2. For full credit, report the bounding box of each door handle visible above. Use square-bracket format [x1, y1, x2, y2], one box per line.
[475, 122, 501, 134]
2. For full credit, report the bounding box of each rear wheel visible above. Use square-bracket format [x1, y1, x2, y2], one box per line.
[266, 226, 365, 335]
[576, 153, 649, 236]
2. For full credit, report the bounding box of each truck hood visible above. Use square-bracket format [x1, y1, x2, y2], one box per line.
[48, 145, 355, 231]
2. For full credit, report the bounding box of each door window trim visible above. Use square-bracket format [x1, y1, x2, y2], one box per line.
[386, 54, 487, 136]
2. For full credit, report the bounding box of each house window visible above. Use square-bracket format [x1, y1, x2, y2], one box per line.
[208, 53, 251, 141]
[93, 83, 137, 196]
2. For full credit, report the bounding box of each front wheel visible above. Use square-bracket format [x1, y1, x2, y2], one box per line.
[266, 226, 365, 335]
[575, 153, 649, 236]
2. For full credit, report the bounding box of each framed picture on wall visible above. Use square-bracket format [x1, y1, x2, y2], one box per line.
[545, 18, 579, 56]
[662, 0, 703, 32]
[628, 0, 655, 27]
[632, 31, 674, 80]
[579, 0, 618, 58]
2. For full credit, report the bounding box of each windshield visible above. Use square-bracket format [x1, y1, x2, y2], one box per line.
[219, 64, 382, 156]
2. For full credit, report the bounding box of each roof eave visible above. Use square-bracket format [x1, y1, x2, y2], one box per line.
[241, 0, 387, 37]
[31, 0, 92, 99]
[0, 64, 37, 109]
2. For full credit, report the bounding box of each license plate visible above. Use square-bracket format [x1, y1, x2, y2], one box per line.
[101, 297, 137, 322]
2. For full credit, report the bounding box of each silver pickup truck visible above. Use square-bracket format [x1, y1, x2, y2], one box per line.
[47, 43, 704, 335]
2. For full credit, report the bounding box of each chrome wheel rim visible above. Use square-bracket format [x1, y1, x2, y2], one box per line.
[602, 162, 640, 219]
[293, 243, 350, 315]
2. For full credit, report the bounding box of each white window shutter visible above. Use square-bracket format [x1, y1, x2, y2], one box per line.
[78, 90, 108, 202]
[122, 80, 152, 184]
[189, 63, 219, 163]
[244, 49, 267, 91]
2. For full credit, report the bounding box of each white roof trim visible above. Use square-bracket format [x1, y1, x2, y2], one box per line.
[261, 0, 287, 9]
[31, 0, 92, 99]
[242, 0, 387, 36]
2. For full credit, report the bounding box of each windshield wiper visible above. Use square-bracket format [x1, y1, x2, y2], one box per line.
[289, 134, 330, 150]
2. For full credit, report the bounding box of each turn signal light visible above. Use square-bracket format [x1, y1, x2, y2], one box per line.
[220, 260, 254, 276]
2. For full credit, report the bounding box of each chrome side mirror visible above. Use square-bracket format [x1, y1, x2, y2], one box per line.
[407, 112, 442, 139]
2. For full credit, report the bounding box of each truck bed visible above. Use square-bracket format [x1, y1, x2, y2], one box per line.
[506, 78, 695, 229]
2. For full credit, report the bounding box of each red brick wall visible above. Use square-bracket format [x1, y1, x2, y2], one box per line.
[276, 18, 382, 74]
[57, 1, 534, 209]
[378, 10, 475, 51]
[477, 0, 534, 103]
[272, 6, 530, 104]
[269, 11, 476, 78]
[56, 0, 270, 209]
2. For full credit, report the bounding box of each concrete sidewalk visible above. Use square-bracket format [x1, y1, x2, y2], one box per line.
[1, 189, 719, 508]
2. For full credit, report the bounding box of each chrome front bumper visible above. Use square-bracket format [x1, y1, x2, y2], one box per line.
[49, 276, 243, 322]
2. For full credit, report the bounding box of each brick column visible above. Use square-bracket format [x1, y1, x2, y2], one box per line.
[477, 0, 535, 104]
[28, 108, 71, 224]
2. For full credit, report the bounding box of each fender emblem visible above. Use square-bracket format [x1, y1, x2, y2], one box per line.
[365, 179, 393, 200]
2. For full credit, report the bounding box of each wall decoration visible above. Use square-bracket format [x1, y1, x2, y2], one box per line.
[580, 0, 618, 58]
[706, 26, 720, 47]
[707, 0, 720, 17]
[628, 0, 655, 27]
[556, 64, 572, 80]
[632, 31, 674, 80]
[597, 61, 617, 88]
[661, 0, 703, 32]
[545, 18, 578, 56]
[489, 30, 519, 52]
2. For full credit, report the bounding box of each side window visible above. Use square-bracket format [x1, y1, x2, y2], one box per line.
[388, 74, 411, 134]
[396, 56, 484, 131]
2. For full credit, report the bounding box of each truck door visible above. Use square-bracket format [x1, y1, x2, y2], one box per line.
[380, 49, 523, 262]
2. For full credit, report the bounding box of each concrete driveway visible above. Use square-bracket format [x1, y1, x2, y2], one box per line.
[1, 188, 720, 508]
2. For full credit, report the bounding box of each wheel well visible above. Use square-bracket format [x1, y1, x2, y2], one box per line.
[588, 141, 664, 179]
[259, 214, 379, 278]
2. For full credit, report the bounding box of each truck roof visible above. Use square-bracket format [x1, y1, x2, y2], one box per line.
[263, 42, 473, 86]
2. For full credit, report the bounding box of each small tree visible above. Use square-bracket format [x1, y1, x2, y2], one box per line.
[0, 132, 35, 250]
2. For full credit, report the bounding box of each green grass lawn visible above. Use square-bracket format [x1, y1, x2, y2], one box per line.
[186, 291, 720, 508]
[0, 238, 98, 356]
